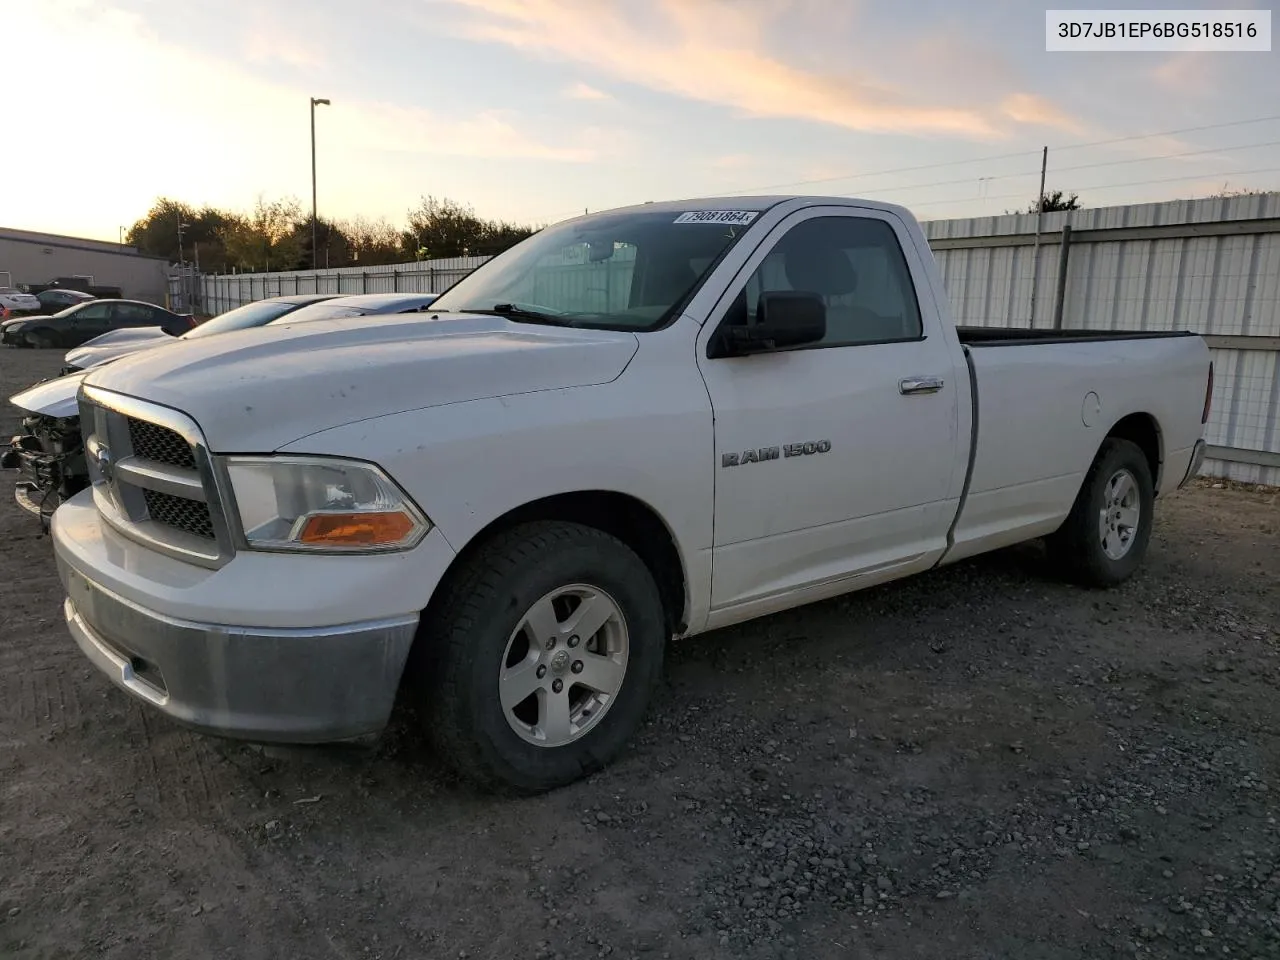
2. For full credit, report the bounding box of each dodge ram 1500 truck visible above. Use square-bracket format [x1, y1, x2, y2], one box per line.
[49, 195, 1212, 793]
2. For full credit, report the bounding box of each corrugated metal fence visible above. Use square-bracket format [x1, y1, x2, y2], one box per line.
[201, 256, 489, 315]
[201, 192, 1280, 484]
[924, 192, 1280, 485]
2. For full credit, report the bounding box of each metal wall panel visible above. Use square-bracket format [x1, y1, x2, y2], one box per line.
[923, 193, 1280, 485]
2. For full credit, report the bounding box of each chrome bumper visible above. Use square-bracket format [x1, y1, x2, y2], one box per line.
[56, 557, 419, 743]
[1179, 439, 1207, 488]
[15, 480, 43, 518]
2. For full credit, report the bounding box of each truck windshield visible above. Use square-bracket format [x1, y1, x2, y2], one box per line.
[427, 208, 760, 330]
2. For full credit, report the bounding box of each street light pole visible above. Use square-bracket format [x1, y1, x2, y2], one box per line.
[176, 220, 191, 311]
[310, 97, 331, 270]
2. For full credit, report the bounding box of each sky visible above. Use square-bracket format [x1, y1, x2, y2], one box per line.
[3, 0, 1278, 241]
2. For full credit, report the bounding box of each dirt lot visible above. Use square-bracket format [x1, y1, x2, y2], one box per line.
[1, 347, 1277, 960]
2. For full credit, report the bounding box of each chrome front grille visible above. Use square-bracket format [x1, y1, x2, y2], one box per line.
[78, 385, 233, 568]
[141, 488, 216, 540]
[127, 418, 196, 469]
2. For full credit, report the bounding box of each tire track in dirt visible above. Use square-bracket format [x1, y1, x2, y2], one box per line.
[0, 666, 81, 730]
[120, 701, 235, 821]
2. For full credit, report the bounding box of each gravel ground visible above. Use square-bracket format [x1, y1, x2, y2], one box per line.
[1, 347, 1277, 960]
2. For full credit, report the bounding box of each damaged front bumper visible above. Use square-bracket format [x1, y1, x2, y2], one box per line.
[3, 414, 88, 530]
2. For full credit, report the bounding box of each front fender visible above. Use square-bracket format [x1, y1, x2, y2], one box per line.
[276, 377, 716, 633]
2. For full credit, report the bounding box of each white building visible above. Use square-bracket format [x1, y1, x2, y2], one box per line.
[0, 227, 171, 305]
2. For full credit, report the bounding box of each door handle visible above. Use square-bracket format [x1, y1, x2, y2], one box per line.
[899, 376, 945, 395]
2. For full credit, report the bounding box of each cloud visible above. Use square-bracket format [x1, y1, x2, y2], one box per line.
[15, 0, 597, 166]
[443, 0, 1003, 139]
[243, 28, 322, 70]
[349, 104, 600, 162]
[4, 0, 603, 238]
[564, 81, 611, 101]
[1150, 54, 1216, 97]
[709, 154, 755, 170]
[1000, 93, 1092, 137]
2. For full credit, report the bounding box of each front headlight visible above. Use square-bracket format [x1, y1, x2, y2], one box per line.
[6, 322, 26, 332]
[222, 455, 430, 553]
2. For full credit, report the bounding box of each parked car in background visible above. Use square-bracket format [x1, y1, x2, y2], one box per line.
[62, 293, 341, 373]
[37, 195, 1211, 793]
[25, 277, 124, 299]
[35, 289, 96, 314]
[4, 291, 439, 522]
[0, 299, 194, 349]
[268, 291, 440, 324]
[0, 288, 43, 317]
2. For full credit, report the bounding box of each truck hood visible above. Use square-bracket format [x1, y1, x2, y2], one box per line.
[9, 370, 89, 419]
[66, 327, 174, 369]
[82, 312, 640, 451]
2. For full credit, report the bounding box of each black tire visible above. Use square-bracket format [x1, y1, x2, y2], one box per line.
[414, 520, 666, 793]
[26, 330, 54, 349]
[1046, 437, 1155, 587]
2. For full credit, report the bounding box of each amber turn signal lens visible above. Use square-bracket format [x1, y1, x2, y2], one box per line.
[297, 511, 416, 546]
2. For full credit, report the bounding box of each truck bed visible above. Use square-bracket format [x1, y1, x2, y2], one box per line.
[957, 326, 1199, 347]
[945, 329, 1211, 565]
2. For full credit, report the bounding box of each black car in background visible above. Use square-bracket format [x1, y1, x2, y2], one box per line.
[0, 299, 195, 349]
[60, 292, 341, 372]
[35, 289, 96, 313]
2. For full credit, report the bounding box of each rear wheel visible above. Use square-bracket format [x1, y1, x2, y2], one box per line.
[415, 520, 666, 793]
[1046, 437, 1154, 587]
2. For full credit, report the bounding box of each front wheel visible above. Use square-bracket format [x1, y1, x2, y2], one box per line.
[25, 330, 54, 349]
[1046, 437, 1155, 587]
[415, 520, 667, 793]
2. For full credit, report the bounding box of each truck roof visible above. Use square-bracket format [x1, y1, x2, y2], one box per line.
[575, 194, 915, 221]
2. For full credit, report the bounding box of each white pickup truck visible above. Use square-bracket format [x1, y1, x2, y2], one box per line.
[50, 195, 1212, 793]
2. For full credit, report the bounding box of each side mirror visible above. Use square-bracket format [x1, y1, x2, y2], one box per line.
[711, 291, 826, 357]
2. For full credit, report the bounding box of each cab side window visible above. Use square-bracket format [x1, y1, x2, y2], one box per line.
[724, 215, 923, 347]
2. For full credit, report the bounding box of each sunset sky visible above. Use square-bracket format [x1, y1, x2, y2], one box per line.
[4, 0, 1278, 241]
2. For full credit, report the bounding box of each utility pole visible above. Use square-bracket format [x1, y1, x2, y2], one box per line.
[1028, 145, 1047, 327]
[176, 219, 190, 311]
[310, 97, 331, 270]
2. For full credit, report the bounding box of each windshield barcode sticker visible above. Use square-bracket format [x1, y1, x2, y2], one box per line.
[674, 210, 759, 225]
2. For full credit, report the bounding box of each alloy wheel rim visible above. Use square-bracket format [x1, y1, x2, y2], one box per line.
[1099, 468, 1141, 560]
[498, 583, 629, 747]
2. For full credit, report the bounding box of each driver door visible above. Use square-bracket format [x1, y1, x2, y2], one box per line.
[695, 207, 964, 618]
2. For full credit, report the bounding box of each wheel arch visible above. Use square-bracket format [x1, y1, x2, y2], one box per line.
[1103, 412, 1163, 491]
[429, 490, 689, 638]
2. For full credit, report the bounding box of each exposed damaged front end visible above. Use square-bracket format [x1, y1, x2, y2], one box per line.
[3, 411, 89, 530]
[4, 372, 92, 531]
